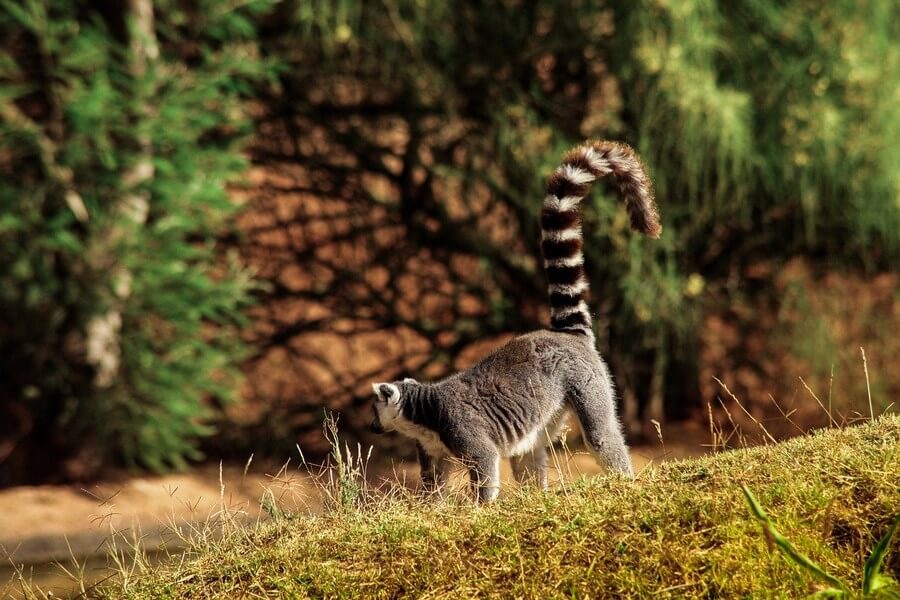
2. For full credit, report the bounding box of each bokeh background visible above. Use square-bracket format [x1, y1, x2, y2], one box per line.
[1, 0, 897, 488]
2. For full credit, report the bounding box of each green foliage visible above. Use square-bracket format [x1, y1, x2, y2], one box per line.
[0, 0, 270, 479]
[249, 0, 899, 432]
[743, 486, 899, 598]
[613, 0, 900, 261]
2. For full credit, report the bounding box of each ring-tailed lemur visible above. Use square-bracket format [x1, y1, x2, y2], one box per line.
[371, 141, 661, 502]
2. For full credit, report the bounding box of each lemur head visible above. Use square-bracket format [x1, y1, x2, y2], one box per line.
[370, 378, 418, 434]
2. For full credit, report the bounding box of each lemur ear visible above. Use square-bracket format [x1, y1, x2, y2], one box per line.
[372, 382, 401, 404]
[402, 377, 418, 384]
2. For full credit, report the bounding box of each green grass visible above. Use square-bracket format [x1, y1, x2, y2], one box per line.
[47, 417, 900, 598]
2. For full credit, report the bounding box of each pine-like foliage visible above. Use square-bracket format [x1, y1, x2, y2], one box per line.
[0, 0, 268, 482]
[240, 0, 898, 446]
[613, 0, 899, 261]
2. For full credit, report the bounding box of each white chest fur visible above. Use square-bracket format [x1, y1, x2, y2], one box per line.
[505, 408, 570, 457]
[507, 427, 543, 457]
[393, 418, 451, 458]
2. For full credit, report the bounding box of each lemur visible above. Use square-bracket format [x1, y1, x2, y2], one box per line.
[370, 140, 661, 502]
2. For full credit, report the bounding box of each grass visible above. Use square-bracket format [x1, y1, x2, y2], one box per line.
[41, 415, 895, 599]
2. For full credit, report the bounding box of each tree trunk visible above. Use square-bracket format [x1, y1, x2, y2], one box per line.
[85, 0, 157, 387]
[643, 332, 668, 439]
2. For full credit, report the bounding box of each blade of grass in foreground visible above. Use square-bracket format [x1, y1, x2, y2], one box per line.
[862, 515, 900, 595]
[741, 485, 850, 594]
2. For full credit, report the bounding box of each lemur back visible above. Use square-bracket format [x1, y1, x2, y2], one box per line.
[371, 141, 661, 502]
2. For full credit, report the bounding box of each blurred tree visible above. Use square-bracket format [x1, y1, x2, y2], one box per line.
[231, 0, 898, 453]
[1, 0, 896, 479]
[0, 0, 269, 484]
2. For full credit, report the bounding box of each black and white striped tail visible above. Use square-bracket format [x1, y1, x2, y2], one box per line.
[541, 141, 661, 337]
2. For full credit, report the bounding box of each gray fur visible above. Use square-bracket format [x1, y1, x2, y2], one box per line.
[372, 331, 634, 502]
[371, 140, 659, 502]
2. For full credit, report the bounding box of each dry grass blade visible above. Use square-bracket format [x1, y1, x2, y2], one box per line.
[650, 419, 666, 457]
[714, 377, 777, 445]
[706, 400, 723, 452]
[716, 395, 745, 448]
[799, 376, 840, 428]
[768, 393, 806, 435]
[860, 347, 874, 422]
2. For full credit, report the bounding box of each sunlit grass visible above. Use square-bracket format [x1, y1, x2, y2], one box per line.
[15, 415, 892, 599]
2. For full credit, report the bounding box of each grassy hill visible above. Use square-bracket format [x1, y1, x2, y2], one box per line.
[79, 417, 900, 597]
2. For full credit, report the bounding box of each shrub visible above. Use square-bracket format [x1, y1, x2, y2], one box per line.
[0, 0, 270, 482]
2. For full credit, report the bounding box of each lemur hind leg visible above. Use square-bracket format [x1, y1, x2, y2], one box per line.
[568, 378, 634, 478]
[510, 445, 549, 489]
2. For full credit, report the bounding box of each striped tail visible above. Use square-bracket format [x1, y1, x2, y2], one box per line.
[541, 141, 661, 336]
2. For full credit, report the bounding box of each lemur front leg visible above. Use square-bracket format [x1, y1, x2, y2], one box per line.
[467, 450, 501, 503]
[418, 443, 451, 497]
